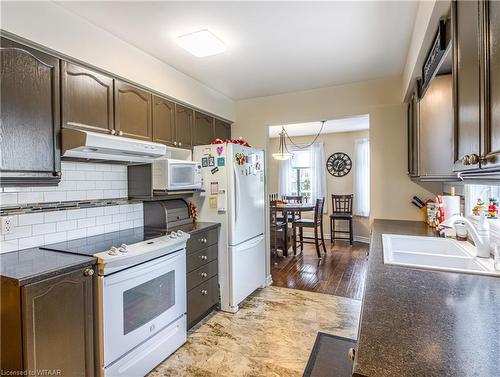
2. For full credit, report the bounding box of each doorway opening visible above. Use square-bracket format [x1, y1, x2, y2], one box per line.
[266, 115, 370, 300]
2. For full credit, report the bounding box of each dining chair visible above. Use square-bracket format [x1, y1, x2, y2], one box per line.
[270, 200, 287, 261]
[330, 194, 354, 245]
[283, 195, 302, 222]
[292, 198, 327, 258]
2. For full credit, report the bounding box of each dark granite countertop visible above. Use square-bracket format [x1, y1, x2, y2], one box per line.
[354, 219, 500, 377]
[0, 248, 95, 286]
[167, 221, 220, 235]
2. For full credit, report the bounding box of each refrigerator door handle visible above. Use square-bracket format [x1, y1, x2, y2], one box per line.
[233, 164, 240, 224]
[235, 235, 264, 251]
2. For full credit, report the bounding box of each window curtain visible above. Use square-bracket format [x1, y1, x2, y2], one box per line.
[354, 138, 370, 217]
[278, 157, 291, 195]
[310, 142, 327, 213]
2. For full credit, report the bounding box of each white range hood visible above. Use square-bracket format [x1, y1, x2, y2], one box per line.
[62, 128, 167, 164]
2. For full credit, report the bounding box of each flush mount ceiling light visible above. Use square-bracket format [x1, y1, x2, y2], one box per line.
[176, 29, 226, 57]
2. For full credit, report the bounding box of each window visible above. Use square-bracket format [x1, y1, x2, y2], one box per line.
[465, 184, 500, 217]
[353, 138, 370, 217]
[289, 150, 311, 199]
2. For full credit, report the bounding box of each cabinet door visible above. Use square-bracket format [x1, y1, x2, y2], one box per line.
[175, 104, 193, 149]
[0, 37, 61, 186]
[214, 119, 231, 140]
[453, 0, 481, 171]
[482, 0, 500, 168]
[22, 266, 94, 376]
[61, 61, 114, 134]
[193, 111, 214, 146]
[114, 80, 152, 141]
[152, 95, 176, 147]
[407, 85, 419, 177]
[419, 75, 456, 179]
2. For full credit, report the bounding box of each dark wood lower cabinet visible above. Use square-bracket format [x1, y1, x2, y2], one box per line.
[1, 266, 95, 376]
[186, 228, 219, 329]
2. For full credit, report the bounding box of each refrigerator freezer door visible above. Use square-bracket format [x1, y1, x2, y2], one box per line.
[229, 234, 266, 308]
[227, 144, 265, 246]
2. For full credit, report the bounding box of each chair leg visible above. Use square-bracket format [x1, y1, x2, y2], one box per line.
[293, 224, 297, 256]
[314, 227, 321, 258]
[320, 222, 327, 254]
[299, 227, 303, 252]
[349, 218, 353, 245]
[330, 217, 333, 244]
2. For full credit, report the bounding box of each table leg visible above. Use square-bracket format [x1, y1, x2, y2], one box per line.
[283, 209, 288, 257]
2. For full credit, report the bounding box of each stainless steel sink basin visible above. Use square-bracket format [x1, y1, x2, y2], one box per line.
[382, 234, 499, 276]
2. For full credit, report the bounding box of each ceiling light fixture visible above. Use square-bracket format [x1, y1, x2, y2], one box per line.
[272, 121, 326, 161]
[176, 29, 226, 57]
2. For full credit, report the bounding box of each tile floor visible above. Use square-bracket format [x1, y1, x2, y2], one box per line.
[149, 286, 361, 377]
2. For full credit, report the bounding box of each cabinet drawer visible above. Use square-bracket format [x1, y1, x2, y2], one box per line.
[187, 260, 218, 291]
[187, 275, 219, 329]
[187, 244, 218, 273]
[187, 228, 218, 253]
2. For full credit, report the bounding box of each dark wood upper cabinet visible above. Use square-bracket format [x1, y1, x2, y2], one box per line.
[0, 37, 61, 186]
[193, 111, 214, 146]
[482, 0, 500, 168]
[22, 268, 94, 376]
[214, 119, 231, 141]
[452, 0, 481, 171]
[114, 80, 152, 141]
[152, 95, 176, 147]
[61, 61, 114, 134]
[175, 104, 193, 149]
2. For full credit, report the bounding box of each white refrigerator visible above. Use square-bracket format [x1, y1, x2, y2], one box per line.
[193, 143, 265, 313]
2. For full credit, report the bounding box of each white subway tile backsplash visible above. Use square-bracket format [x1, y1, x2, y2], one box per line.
[56, 220, 77, 232]
[19, 213, 44, 226]
[66, 209, 87, 220]
[18, 235, 45, 249]
[44, 211, 67, 223]
[1, 162, 141, 252]
[18, 192, 44, 204]
[33, 223, 56, 235]
[78, 217, 96, 228]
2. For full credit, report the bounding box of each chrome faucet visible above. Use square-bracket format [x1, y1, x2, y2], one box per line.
[440, 214, 491, 258]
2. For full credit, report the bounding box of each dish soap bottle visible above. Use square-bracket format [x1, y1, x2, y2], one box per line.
[476, 211, 491, 258]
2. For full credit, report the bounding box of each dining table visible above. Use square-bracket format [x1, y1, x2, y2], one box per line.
[273, 202, 316, 256]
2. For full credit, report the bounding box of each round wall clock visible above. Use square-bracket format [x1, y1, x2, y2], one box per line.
[326, 152, 352, 177]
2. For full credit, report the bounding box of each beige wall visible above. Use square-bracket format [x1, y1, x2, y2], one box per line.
[1, 1, 235, 120]
[233, 76, 441, 224]
[268, 130, 370, 239]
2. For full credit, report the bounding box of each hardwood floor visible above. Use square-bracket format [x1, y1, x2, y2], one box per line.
[271, 240, 369, 300]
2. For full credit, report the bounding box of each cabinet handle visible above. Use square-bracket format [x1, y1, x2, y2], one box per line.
[83, 267, 94, 277]
[199, 238, 207, 244]
[118, 130, 124, 136]
[53, 171, 61, 177]
[110, 129, 116, 135]
[348, 348, 356, 361]
[201, 272, 207, 278]
[201, 289, 208, 295]
[174, 141, 177, 146]
[179, 142, 182, 147]
[201, 255, 208, 260]
[462, 155, 470, 165]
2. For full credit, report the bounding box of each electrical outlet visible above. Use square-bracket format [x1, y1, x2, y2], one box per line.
[1, 216, 14, 235]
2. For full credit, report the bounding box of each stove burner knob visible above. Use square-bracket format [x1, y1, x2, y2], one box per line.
[176, 230, 185, 237]
[170, 232, 178, 239]
[119, 244, 128, 253]
[108, 246, 118, 256]
[121, 243, 128, 249]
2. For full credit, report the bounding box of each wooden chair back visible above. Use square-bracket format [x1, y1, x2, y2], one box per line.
[331, 194, 353, 215]
[314, 198, 325, 224]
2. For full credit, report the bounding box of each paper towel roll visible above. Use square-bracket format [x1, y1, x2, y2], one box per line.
[442, 196, 461, 220]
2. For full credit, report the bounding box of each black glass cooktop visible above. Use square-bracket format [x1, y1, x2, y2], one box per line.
[42, 227, 168, 256]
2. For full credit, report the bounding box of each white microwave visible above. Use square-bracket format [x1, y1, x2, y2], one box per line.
[152, 158, 202, 191]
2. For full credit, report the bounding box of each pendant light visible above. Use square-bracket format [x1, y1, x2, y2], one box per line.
[272, 127, 293, 160]
[272, 121, 326, 161]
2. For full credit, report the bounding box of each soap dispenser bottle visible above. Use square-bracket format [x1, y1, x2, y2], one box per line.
[476, 211, 491, 258]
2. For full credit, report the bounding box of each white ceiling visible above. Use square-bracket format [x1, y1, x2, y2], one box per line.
[57, 1, 418, 100]
[269, 115, 369, 138]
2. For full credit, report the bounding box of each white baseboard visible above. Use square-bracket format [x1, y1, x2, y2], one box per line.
[301, 231, 370, 244]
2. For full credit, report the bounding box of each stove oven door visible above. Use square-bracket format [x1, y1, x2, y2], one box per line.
[101, 249, 186, 366]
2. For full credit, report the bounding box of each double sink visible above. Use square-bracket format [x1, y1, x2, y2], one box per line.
[383, 234, 499, 276]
